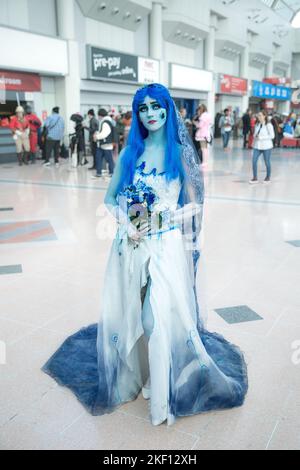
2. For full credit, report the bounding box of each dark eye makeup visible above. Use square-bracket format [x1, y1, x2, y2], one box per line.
[138, 102, 162, 113]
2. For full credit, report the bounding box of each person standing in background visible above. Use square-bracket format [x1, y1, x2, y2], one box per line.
[180, 106, 193, 137]
[91, 108, 115, 180]
[194, 104, 212, 167]
[122, 111, 132, 147]
[294, 117, 300, 138]
[25, 106, 42, 164]
[85, 109, 99, 170]
[248, 113, 256, 149]
[10, 106, 30, 166]
[43, 107, 65, 168]
[283, 117, 295, 139]
[271, 114, 282, 148]
[219, 108, 234, 150]
[242, 109, 252, 149]
[249, 110, 275, 185]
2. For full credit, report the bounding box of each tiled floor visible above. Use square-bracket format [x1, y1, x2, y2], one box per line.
[0, 140, 300, 450]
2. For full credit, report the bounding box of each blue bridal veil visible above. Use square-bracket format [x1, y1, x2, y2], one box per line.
[42, 85, 248, 423]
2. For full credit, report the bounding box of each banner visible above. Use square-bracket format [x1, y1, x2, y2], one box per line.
[218, 74, 248, 95]
[138, 57, 160, 84]
[263, 77, 291, 86]
[88, 46, 138, 83]
[87, 46, 160, 85]
[251, 80, 292, 101]
[170, 64, 213, 92]
[0, 70, 41, 92]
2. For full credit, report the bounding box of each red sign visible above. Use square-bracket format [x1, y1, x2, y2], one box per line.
[0, 70, 41, 92]
[219, 74, 248, 96]
[263, 77, 291, 86]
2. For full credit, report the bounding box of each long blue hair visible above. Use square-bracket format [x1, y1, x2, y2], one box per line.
[117, 84, 184, 192]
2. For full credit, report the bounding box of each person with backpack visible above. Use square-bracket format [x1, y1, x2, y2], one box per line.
[85, 109, 99, 170]
[43, 107, 65, 167]
[70, 113, 88, 166]
[249, 110, 275, 185]
[91, 108, 115, 179]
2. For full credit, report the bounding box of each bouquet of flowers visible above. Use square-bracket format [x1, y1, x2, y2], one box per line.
[119, 180, 162, 233]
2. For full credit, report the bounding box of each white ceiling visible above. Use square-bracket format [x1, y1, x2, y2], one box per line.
[76, 0, 151, 32]
[260, 0, 300, 21]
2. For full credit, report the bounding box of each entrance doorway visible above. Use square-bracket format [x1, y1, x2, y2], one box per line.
[174, 98, 199, 120]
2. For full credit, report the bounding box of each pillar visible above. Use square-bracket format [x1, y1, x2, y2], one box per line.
[266, 57, 274, 78]
[150, 2, 164, 84]
[241, 32, 252, 112]
[205, 14, 217, 119]
[55, 0, 81, 136]
[150, 2, 163, 60]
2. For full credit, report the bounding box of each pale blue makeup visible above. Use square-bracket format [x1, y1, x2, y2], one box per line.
[138, 95, 167, 132]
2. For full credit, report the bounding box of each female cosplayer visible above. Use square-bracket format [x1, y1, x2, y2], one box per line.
[43, 84, 248, 426]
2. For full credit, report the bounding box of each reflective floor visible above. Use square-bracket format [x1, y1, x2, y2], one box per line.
[0, 139, 300, 450]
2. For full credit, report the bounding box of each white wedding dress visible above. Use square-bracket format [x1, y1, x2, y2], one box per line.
[42, 162, 248, 426]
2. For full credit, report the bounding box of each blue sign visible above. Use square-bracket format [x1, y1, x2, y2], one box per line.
[252, 80, 292, 101]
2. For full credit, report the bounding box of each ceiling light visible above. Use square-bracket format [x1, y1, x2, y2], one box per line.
[98, 2, 106, 10]
[112, 7, 119, 15]
[124, 11, 131, 19]
[135, 16, 142, 23]
[175, 30, 181, 36]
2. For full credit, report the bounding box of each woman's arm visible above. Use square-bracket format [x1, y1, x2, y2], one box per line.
[104, 148, 125, 208]
[104, 149, 141, 241]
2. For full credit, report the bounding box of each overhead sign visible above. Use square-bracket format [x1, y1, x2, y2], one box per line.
[87, 46, 160, 85]
[263, 77, 291, 86]
[0, 70, 41, 92]
[217, 74, 248, 96]
[88, 46, 138, 82]
[170, 64, 213, 92]
[251, 80, 292, 101]
[138, 57, 160, 84]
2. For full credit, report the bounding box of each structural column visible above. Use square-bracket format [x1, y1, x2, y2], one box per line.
[282, 65, 292, 115]
[205, 14, 217, 119]
[150, 2, 165, 83]
[266, 57, 274, 78]
[150, 2, 163, 60]
[241, 32, 252, 112]
[55, 0, 80, 136]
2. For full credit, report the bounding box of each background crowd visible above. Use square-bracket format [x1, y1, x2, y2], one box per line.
[1, 101, 300, 185]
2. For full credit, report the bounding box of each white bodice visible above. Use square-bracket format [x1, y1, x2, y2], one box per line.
[133, 162, 181, 212]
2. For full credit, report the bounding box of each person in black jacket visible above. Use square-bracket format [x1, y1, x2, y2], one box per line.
[85, 109, 99, 170]
[70, 113, 88, 166]
[242, 109, 252, 149]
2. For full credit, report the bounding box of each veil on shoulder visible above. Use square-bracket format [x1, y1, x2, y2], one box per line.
[174, 105, 207, 330]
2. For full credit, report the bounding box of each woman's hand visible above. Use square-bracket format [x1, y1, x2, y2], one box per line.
[127, 222, 142, 242]
[138, 220, 152, 237]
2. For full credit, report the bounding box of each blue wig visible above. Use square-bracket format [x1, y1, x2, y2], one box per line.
[117, 83, 184, 192]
